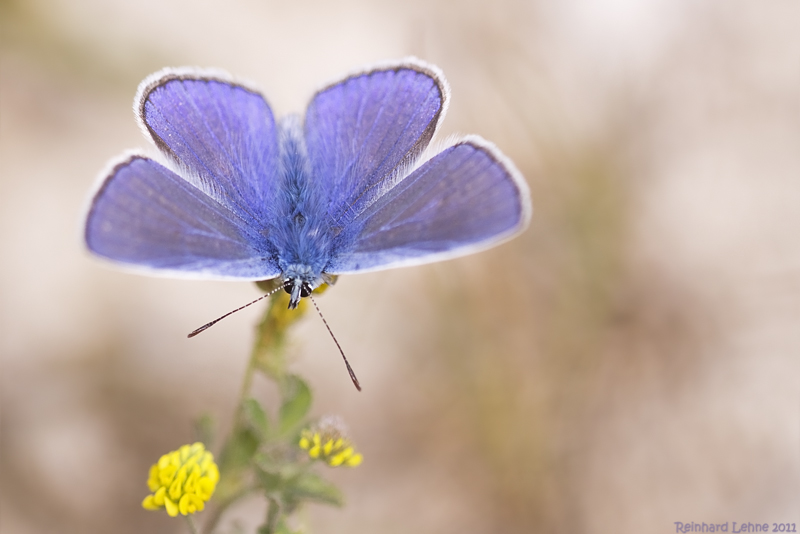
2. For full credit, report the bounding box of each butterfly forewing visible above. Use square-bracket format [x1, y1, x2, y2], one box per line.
[139, 71, 281, 226]
[304, 62, 448, 226]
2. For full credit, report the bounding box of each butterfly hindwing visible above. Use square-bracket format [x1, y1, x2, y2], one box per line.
[304, 60, 448, 225]
[85, 155, 280, 279]
[327, 138, 531, 274]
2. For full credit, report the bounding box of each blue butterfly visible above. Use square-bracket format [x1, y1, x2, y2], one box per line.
[85, 59, 531, 384]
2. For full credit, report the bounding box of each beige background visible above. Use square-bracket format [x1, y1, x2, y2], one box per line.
[1, 0, 799, 533]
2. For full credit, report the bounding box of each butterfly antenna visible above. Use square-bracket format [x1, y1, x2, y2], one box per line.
[307, 289, 362, 392]
[187, 283, 286, 338]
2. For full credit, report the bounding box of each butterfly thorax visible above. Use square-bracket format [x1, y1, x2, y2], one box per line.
[273, 114, 331, 308]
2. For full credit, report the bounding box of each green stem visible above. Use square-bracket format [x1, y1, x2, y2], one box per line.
[185, 515, 200, 534]
[264, 497, 281, 534]
[206, 289, 302, 534]
[236, 339, 260, 421]
[234, 292, 286, 427]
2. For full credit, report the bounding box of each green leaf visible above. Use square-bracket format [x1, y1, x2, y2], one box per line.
[242, 398, 271, 440]
[255, 465, 283, 493]
[278, 375, 312, 436]
[284, 472, 344, 508]
[215, 427, 260, 501]
[219, 427, 259, 474]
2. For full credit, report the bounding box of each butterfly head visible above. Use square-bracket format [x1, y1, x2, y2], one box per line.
[282, 264, 323, 309]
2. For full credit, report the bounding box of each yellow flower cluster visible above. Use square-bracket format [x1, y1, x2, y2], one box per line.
[299, 425, 363, 468]
[142, 442, 219, 517]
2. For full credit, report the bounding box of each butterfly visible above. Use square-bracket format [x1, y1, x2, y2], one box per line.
[84, 58, 531, 387]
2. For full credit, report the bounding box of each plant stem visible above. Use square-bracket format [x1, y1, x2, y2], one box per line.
[235, 292, 285, 427]
[185, 516, 200, 534]
[205, 289, 304, 534]
[264, 497, 281, 534]
[237, 290, 297, 413]
[236, 336, 260, 420]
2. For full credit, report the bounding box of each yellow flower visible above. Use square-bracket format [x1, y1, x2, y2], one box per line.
[142, 442, 219, 517]
[298, 416, 363, 468]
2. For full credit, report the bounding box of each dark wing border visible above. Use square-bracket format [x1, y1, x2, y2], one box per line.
[134, 67, 268, 160]
[308, 56, 451, 165]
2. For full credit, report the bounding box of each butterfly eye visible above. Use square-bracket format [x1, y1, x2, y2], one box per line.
[282, 280, 311, 298]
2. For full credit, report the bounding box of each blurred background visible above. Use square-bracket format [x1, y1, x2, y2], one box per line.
[1, 0, 799, 532]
